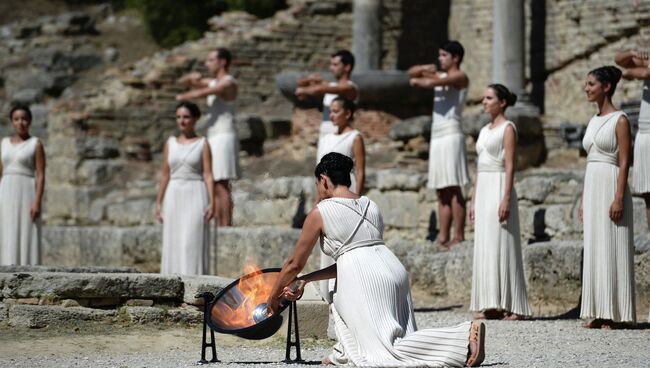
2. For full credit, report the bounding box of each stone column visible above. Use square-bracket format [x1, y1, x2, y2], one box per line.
[353, 0, 382, 72]
[492, 0, 525, 96]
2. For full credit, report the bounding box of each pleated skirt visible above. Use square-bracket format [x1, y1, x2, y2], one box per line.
[427, 121, 470, 190]
[330, 245, 470, 367]
[581, 162, 636, 322]
[470, 171, 531, 316]
[632, 132, 650, 194]
[0, 175, 40, 265]
[161, 179, 210, 275]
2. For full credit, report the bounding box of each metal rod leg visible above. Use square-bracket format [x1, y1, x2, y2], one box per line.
[284, 301, 303, 363]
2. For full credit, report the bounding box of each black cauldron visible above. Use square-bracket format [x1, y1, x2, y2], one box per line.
[207, 267, 289, 340]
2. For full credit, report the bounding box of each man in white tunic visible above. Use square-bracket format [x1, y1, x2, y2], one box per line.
[177, 48, 240, 227]
[615, 49, 650, 229]
[295, 50, 359, 159]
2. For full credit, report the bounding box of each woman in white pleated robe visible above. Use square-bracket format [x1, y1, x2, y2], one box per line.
[266, 152, 486, 367]
[469, 84, 531, 320]
[580, 66, 636, 328]
[0, 105, 45, 266]
[156, 101, 215, 275]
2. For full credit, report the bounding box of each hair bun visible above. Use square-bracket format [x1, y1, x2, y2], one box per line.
[507, 92, 518, 107]
[606, 65, 623, 84]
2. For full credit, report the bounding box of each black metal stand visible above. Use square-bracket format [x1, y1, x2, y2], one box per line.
[197, 292, 219, 365]
[283, 301, 303, 363]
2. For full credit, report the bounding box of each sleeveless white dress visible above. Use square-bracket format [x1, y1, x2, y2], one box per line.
[206, 76, 241, 181]
[317, 129, 362, 301]
[0, 136, 41, 266]
[581, 111, 636, 323]
[317, 81, 358, 156]
[633, 80, 650, 194]
[427, 74, 470, 189]
[160, 137, 210, 275]
[470, 122, 531, 316]
[318, 196, 471, 367]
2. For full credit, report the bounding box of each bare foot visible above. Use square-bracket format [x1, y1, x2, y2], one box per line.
[503, 313, 525, 321]
[321, 357, 333, 365]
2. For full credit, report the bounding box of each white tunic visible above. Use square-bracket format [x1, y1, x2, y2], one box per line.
[161, 137, 210, 275]
[580, 111, 636, 323]
[206, 77, 241, 181]
[470, 121, 531, 316]
[0, 136, 41, 266]
[318, 196, 470, 367]
[427, 74, 470, 189]
[633, 79, 650, 194]
[317, 81, 358, 156]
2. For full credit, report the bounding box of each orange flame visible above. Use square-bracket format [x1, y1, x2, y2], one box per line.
[211, 263, 278, 329]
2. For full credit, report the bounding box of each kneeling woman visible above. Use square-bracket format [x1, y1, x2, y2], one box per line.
[267, 152, 486, 367]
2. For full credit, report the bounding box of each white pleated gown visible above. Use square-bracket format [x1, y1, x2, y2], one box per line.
[317, 129, 362, 302]
[206, 77, 240, 181]
[581, 111, 636, 323]
[427, 74, 470, 190]
[632, 80, 650, 194]
[470, 122, 531, 316]
[160, 137, 210, 275]
[0, 137, 41, 266]
[316, 81, 359, 158]
[318, 197, 471, 367]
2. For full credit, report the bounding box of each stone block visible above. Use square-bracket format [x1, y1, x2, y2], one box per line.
[180, 275, 232, 305]
[105, 198, 156, 226]
[7, 304, 115, 328]
[1, 272, 183, 300]
[125, 299, 154, 307]
[60, 299, 81, 308]
[75, 136, 120, 159]
[166, 307, 202, 324]
[88, 297, 121, 307]
[443, 242, 474, 302]
[371, 169, 426, 191]
[366, 189, 421, 228]
[388, 115, 431, 142]
[264, 117, 292, 139]
[77, 160, 123, 185]
[16, 298, 39, 305]
[515, 176, 554, 204]
[635, 232, 650, 254]
[124, 306, 165, 324]
[0, 303, 6, 322]
[0, 265, 138, 273]
[42, 226, 122, 268]
[524, 241, 583, 308]
[233, 198, 299, 226]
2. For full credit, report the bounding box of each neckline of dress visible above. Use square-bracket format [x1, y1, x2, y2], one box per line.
[487, 120, 509, 131]
[595, 110, 620, 118]
[174, 136, 203, 146]
[8, 136, 34, 145]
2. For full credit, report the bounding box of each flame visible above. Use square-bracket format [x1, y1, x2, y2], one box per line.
[211, 263, 278, 329]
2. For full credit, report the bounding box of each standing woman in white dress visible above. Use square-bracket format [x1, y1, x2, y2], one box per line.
[0, 104, 45, 266]
[409, 41, 470, 248]
[580, 66, 636, 329]
[177, 47, 240, 227]
[267, 152, 486, 367]
[316, 96, 365, 304]
[156, 101, 214, 275]
[469, 84, 531, 320]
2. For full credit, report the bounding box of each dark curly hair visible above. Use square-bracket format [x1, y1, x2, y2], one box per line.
[488, 83, 518, 110]
[588, 65, 623, 97]
[9, 104, 32, 122]
[314, 152, 353, 187]
[175, 101, 201, 119]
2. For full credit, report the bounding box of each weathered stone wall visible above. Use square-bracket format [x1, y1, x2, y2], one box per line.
[449, 0, 650, 122]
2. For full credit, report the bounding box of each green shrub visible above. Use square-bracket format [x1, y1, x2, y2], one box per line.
[127, 0, 287, 48]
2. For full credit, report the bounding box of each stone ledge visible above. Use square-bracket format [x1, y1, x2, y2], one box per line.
[6, 304, 116, 328]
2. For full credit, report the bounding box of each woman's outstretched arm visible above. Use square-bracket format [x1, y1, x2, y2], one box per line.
[266, 207, 324, 312]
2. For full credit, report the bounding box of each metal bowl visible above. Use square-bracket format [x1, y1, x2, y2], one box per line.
[207, 267, 289, 340]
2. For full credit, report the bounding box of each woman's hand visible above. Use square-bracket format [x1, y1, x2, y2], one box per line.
[203, 205, 214, 223]
[469, 201, 475, 224]
[609, 198, 624, 223]
[155, 203, 163, 224]
[282, 280, 306, 302]
[266, 294, 281, 315]
[498, 197, 510, 223]
[30, 201, 41, 221]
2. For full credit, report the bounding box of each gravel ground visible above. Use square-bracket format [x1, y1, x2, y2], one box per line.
[1, 309, 648, 368]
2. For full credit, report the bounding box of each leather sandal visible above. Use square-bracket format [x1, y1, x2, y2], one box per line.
[466, 321, 486, 367]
